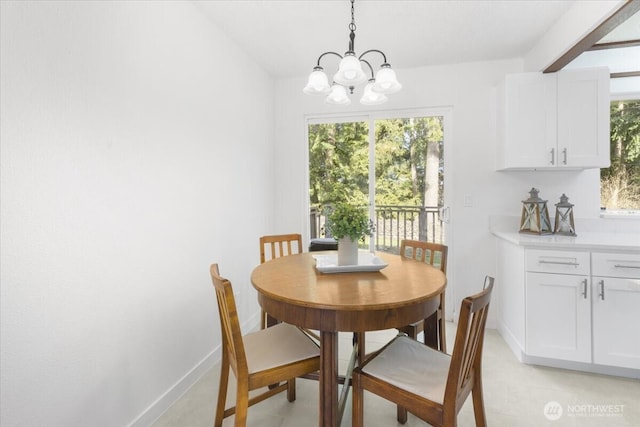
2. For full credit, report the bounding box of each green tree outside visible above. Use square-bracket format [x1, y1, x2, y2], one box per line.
[308, 117, 443, 209]
[308, 121, 369, 207]
[601, 99, 640, 210]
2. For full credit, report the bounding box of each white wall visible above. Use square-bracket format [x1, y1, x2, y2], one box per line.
[275, 59, 605, 325]
[0, 1, 274, 426]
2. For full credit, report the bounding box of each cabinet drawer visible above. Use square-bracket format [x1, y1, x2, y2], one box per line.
[526, 249, 590, 275]
[592, 252, 640, 279]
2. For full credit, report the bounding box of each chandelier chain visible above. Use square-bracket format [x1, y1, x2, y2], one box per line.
[349, 0, 356, 32]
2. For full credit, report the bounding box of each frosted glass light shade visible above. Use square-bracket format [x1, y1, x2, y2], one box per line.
[372, 64, 402, 94]
[333, 53, 367, 86]
[303, 68, 331, 95]
[325, 84, 351, 105]
[360, 81, 388, 105]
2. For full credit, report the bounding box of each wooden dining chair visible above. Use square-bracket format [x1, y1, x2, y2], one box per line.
[398, 239, 448, 352]
[352, 277, 495, 426]
[209, 264, 320, 427]
[259, 233, 303, 263]
[259, 233, 303, 328]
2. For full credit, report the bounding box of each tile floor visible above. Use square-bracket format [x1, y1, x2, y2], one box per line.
[152, 325, 640, 426]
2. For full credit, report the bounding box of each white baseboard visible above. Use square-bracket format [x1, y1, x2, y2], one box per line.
[496, 320, 525, 362]
[496, 320, 639, 379]
[522, 355, 640, 379]
[128, 312, 260, 427]
[128, 347, 219, 427]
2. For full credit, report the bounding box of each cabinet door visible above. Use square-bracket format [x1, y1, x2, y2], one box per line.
[557, 67, 610, 168]
[526, 272, 591, 362]
[497, 73, 557, 169]
[592, 276, 640, 369]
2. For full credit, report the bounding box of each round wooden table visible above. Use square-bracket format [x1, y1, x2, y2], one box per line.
[251, 251, 446, 427]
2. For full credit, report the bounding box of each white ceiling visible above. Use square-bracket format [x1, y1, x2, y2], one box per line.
[195, 0, 578, 79]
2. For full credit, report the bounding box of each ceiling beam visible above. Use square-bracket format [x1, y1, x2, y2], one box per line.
[589, 39, 640, 50]
[544, 0, 640, 73]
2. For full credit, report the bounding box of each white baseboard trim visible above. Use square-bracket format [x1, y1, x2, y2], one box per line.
[495, 321, 639, 379]
[522, 355, 640, 379]
[496, 320, 525, 362]
[128, 312, 260, 427]
[128, 347, 219, 427]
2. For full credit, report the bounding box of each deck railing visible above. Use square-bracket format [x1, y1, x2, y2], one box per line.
[310, 205, 444, 254]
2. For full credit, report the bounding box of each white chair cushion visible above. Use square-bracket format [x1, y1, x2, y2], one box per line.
[361, 335, 450, 404]
[244, 323, 320, 374]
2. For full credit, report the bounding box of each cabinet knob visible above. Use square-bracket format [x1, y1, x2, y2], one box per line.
[582, 279, 588, 299]
[550, 148, 555, 165]
[599, 279, 605, 301]
[562, 148, 567, 165]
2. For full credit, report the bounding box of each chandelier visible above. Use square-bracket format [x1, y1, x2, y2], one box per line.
[302, 0, 402, 106]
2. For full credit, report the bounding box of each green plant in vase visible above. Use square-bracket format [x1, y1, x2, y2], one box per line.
[325, 204, 375, 265]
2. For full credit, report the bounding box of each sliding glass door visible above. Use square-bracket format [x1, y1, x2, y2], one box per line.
[308, 110, 449, 253]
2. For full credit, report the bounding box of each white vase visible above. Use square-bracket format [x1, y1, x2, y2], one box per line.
[337, 237, 359, 266]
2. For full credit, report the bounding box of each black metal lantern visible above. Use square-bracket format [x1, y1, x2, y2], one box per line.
[519, 188, 553, 235]
[554, 194, 577, 236]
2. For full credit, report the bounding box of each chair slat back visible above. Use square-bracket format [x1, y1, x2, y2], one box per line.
[400, 239, 448, 274]
[260, 234, 303, 264]
[210, 264, 247, 376]
[444, 277, 494, 407]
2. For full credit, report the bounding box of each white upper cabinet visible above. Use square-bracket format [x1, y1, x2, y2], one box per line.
[557, 68, 611, 168]
[497, 73, 557, 169]
[497, 67, 610, 170]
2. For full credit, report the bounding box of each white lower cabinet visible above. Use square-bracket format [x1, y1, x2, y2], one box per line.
[591, 252, 640, 369]
[499, 246, 640, 375]
[526, 272, 591, 362]
[525, 250, 591, 362]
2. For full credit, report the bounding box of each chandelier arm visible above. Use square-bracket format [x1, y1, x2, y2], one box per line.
[358, 49, 388, 65]
[360, 59, 375, 79]
[316, 51, 344, 67]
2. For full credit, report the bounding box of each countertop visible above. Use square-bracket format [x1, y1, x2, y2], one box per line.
[491, 230, 640, 252]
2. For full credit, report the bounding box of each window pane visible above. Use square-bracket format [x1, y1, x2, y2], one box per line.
[308, 121, 369, 207]
[374, 117, 445, 249]
[601, 99, 640, 211]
